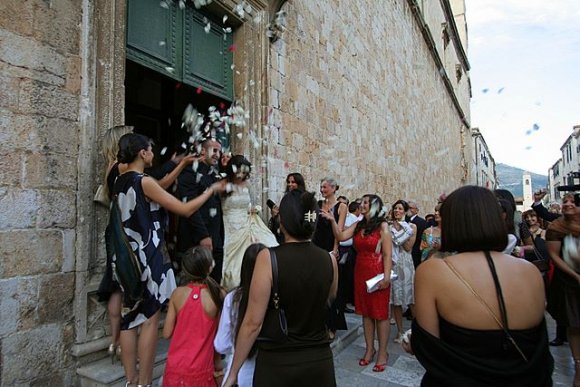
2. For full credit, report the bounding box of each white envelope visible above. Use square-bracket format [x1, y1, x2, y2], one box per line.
[365, 271, 398, 293]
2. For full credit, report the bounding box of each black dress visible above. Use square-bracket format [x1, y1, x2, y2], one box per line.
[255, 242, 336, 387]
[312, 202, 347, 332]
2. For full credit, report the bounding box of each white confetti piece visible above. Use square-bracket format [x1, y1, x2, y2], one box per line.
[223, 15, 228, 24]
[160, 1, 169, 9]
[192, 160, 199, 172]
[204, 22, 211, 33]
[236, 133, 243, 139]
[159, 40, 166, 46]
[178, 0, 185, 10]
[165, 66, 175, 74]
[181, 142, 187, 149]
[209, 208, 218, 217]
[160, 147, 168, 156]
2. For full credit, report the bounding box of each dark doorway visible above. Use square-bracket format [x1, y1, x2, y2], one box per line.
[124, 60, 230, 166]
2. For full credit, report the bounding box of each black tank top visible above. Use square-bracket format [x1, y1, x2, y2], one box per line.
[258, 242, 333, 351]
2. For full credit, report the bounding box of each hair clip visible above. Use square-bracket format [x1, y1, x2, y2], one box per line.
[304, 210, 317, 222]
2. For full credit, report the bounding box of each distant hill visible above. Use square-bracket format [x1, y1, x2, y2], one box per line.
[495, 163, 548, 198]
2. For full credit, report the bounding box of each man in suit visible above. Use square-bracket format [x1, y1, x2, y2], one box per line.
[406, 200, 428, 268]
[176, 138, 225, 283]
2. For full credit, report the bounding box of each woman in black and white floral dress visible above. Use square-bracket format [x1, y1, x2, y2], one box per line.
[112, 133, 225, 387]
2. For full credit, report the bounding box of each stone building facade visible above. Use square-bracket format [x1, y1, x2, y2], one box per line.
[0, 0, 471, 384]
[471, 127, 497, 189]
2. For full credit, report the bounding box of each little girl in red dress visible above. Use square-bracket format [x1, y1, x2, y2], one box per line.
[163, 247, 225, 387]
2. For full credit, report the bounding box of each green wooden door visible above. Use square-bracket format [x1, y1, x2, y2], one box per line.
[126, 0, 233, 100]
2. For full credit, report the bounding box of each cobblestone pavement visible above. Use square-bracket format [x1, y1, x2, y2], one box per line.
[334, 313, 575, 386]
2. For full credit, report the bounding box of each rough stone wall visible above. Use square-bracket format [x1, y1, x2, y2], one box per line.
[0, 0, 82, 385]
[265, 0, 470, 210]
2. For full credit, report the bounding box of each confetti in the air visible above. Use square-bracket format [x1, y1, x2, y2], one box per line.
[160, 147, 168, 156]
[482, 88, 489, 93]
[209, 208, 218, 217]
[223, 15, 228, 24]
[533, 123, 540, 131]
[525, 146, 532, 150]
[175, 83, 182, 89]
[236, 133, 243, 139]
[159, 40, 166, 46]
[165, 66, 175, 74]
[196, 87, 203, 94]
[178, 0, 185, 10]
[228, 44, 237, 52]
[160, 1, 169, 9]
[497, 87, 504, 94]
[526, 130, 532, 136]
[204, 23, 211, 34]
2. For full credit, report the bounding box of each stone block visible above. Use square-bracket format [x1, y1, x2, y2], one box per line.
[37, 189, 76, 228]
[0, 152, 22, 186]
[0, 188, 38, 230]
[0, 110, 78, 154]
[32, 0, 81, 54]
[18, 79, 79, 120]
[16, 276, 40, 331]
[0, 278, 19, 338]
[1, 323, 64, 385]
[0, 72, 19, 110]
[37, 273, 75, 324]
[23, 152, 77, 189]
[0, 0, 35, 36]
[65, 55, 82, 94]
[0, 230, 63, 279]
[0, 28, 67, 78]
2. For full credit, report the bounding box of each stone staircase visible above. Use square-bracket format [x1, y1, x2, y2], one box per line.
[76, 313, 362, 386]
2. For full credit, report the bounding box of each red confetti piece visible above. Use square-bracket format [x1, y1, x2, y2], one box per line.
[219, 102, 226, 110]
[196, 87, 203, 94]
[175, 82, 182, 89]
[228, 44, 237, 52]
[284, 161, 289, 169]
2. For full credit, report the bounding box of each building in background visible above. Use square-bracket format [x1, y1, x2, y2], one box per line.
[471, 127, 497, 189]
[547, 124, 580, 202]
[0, 0, 472, 384]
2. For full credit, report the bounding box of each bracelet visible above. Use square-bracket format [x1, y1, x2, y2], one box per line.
[214, 369, 225, 378]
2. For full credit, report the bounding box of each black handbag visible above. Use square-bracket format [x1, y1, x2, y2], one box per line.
[257, 248, 288, 343]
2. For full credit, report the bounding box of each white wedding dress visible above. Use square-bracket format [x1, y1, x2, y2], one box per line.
[221, 185, 278, 290]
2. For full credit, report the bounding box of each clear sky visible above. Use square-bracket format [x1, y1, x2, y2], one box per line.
[465, 0, 580, 175]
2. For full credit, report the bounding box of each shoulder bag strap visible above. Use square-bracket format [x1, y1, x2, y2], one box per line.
[269, 248, 281, 310]
[443, 255, 528, 362]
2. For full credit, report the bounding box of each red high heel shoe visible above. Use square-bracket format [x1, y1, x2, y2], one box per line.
[358, 349, 376, 366]
[372, 354, 389, 372]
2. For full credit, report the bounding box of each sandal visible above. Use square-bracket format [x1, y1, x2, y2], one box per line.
[372, 353, 389, 372]
[358, 349, 376, 366]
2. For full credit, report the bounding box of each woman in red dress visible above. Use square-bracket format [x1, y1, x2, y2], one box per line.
[323, 194, 393, 372]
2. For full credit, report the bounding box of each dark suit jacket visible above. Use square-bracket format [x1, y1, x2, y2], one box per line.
[531, 202, 560, 223]
[176, 162, 223, 253]
[409, 215, 427, 268]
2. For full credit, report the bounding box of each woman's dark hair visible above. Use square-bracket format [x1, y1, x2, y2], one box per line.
[498, 198, 515, 235]
[234, 243, 266, 356]
[440, 186, 507, 253]
[285, 172, 306, 192]
[279, 190, 318, 240]
[391, 199, 410, 219]
[226, 154, 252, 182]
[355, 194, 387, 236]
[117, 133, 151, 164]
[494, 189, 516, 212]
[181, 246, 223, 310]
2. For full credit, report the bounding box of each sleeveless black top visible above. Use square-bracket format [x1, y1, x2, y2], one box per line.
[411, 251, 553, 386]
[258, 242, 333, 352]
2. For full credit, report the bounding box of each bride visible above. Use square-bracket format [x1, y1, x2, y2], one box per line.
[221, 155, 278, 290]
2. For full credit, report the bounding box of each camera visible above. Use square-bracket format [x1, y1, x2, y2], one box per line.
[266, 199, 276, 210]
[556, 171, 580, 206]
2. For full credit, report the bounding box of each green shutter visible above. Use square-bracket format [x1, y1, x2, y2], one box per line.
[126, 0, 233, 100]
[126, 0, 181, 80]
[183, 8, 233, 100]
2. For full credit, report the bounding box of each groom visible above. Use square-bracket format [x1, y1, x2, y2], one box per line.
[176, 138, 225, 283]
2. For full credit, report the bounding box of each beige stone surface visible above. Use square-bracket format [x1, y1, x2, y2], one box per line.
[0, 230, 64, 278]
[23, 152, 77, 189]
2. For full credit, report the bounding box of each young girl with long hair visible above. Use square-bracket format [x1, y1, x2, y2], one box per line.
[163, 246, 226, 387]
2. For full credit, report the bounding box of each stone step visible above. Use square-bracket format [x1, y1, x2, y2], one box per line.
[76, 313, 362, 386]
[76, 339, 169, 387]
